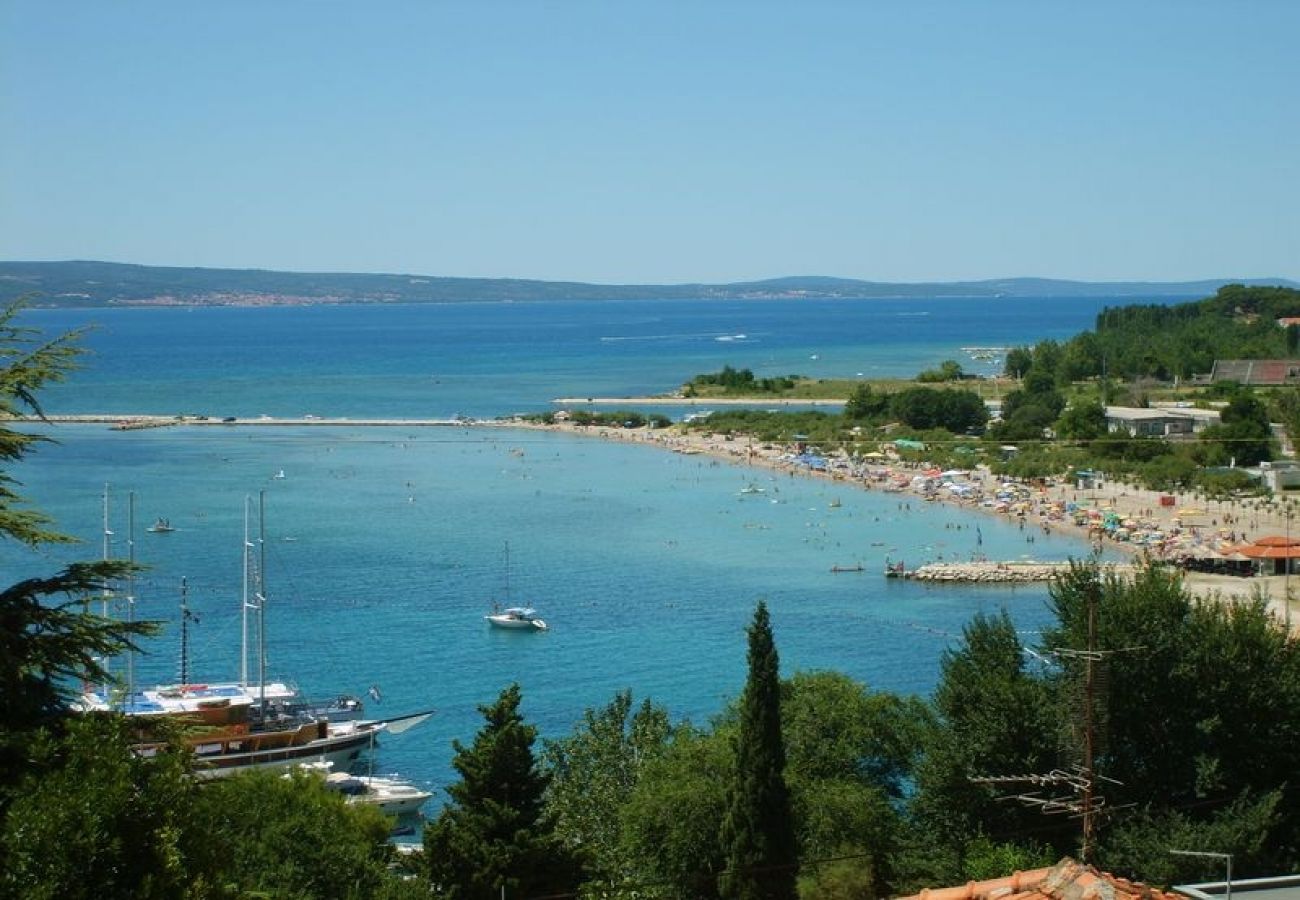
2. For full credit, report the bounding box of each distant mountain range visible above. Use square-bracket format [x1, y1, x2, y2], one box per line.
[1, 260, 1295, 308]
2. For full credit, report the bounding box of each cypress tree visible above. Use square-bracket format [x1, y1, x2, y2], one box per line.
[719, 600, 799, 899]
[425, 683, 581, 899]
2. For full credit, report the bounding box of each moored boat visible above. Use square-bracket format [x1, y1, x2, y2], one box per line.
[318, 766, 432, 817]
[484, 542, 549, 631]
[486, 606, 549, 631]
[77, 491, 432, 776]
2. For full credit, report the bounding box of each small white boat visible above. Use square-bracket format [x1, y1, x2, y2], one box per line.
[146, 517, 175, 533]
[296, 762, 432, 817]
[739, 482, 766, 496]
[486, 607, 549, 631]
[274, 469, 286, 479]
[484, 542, 549, 631]
[326, 770, 431, 817]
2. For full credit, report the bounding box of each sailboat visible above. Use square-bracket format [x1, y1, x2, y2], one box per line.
[78, 491, 433, 777]
[485, 542, 549, 631]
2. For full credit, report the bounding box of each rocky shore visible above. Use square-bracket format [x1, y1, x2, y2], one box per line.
[900, 561, 1136, 584]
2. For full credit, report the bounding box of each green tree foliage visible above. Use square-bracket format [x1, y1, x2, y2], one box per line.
[192, 768, 402, 899]
[719, 601, 799, 900]
[993, 360, 1067, 443]
[889, 387, 988, 433]
[917, 360, 966, 383]
[1102, 790, 1282, 886]
[621, 724, 732, 899]
[1003, 347, 1033, 380]
[1006, 285, 1300, 384]
[1046, 564, 1300, 872]
[1196, 392, 1275, 466]
[0, 715, 201, 900]
[688, 367, 801, 396]
[0, 302, 89, 547]
[0, 302, 156, 802]
[1055, 400, 1108, 441]
[543, 689, 671, 892]
[684, 409, 843, 445]
[425, 683, 581, 899]
[781, 672, 928, 896]
[843, 384, 890, 421]
[906, 611, 1062, 882]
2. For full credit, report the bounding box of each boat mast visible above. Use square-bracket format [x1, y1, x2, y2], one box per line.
[100, 483, 114, 692]
[257, 490, 267, 720]
[178, 576, 190, 685]
[125, 491, 136, 708]
[241, 494, 252, 688]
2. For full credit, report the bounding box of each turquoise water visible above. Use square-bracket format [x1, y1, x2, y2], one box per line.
[5, 297, 1163, 796]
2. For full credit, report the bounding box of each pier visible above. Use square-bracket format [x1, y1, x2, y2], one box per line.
[898, 561, 1135, 584]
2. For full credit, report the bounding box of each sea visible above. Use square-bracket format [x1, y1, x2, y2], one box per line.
[4, 295, 1189, 800]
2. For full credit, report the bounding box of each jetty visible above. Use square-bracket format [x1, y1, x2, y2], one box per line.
[896, 561, 1135, 584]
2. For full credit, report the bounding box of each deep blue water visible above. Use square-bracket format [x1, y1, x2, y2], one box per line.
[29, 295, 1156, 418]
[6, 297, 1179, 800]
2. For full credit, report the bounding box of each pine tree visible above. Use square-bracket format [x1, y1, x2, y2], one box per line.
[719, 600, 799, 900]
[424, 683, 581, 899]
[0, 300, 154, 806]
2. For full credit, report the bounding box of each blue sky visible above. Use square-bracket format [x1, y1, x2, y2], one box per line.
[2, 2, 1296, 283]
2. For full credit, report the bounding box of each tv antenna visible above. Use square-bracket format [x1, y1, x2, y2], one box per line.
[971, 576, 1142, 862]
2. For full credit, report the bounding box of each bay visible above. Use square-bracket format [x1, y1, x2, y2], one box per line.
[6, 296, 1169, 798]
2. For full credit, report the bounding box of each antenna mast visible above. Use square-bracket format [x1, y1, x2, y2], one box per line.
[970, 579, 1140, 863]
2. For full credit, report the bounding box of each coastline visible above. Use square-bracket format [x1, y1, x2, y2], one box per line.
[13, 411, 1296, 629]
[550, 396, 847, 406]
[506, 417, 1298, 629]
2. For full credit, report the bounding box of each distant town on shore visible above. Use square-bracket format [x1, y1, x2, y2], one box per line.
[1, 260, 1296, 309]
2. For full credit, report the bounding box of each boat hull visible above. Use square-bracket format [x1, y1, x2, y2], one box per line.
[486, 616, 544, 630]
[135, 720, 381, 780]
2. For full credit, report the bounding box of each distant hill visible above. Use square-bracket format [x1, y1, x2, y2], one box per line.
[1, 260, 1295, 308]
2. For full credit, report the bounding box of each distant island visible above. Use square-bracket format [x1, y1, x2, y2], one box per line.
[1, 260, 1296, 308]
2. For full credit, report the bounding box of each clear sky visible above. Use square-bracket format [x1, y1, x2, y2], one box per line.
[2, 1, 1296, 284]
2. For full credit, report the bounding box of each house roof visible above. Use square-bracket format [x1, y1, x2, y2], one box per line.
[1228, 535, 1300, 559]
[896, 858, 1185, 900]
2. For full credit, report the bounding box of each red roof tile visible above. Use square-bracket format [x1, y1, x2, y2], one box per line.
[897, 858, 1182, 900]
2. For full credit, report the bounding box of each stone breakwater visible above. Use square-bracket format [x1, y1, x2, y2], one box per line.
[903, 561, 1136, 584]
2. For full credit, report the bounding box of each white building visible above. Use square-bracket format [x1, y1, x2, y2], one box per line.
[1104, 406, 1220, 438]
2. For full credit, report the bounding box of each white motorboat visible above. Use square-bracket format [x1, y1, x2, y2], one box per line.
[325, 770, 432, 817]
[296, 761, 432, 818]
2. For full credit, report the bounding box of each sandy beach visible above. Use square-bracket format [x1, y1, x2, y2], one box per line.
[508, 417, 1299, 631]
